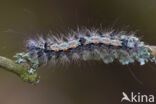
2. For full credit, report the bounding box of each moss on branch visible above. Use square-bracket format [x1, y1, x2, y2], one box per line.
[0, 56, 39, 85]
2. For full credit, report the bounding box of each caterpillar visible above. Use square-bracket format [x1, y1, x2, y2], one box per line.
[14, 29, 156, 74]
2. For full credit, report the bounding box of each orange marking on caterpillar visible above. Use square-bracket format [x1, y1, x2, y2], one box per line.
[38, 43, 40, 48]
[103, 42, 109, 45]
[105, 37, 110, 39]
[54, 49, 58, 52]
[112, 44, 119, 47]
[94, 41, 98, 45]
[47, 47, 50, 50]
[63, 48, 67, 51]
[115, 38, 119, 41]
[72, 46, 76, 49]
[47, 44, 50, 50]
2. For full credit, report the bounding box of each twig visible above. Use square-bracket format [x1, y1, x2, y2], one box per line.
[0, 56, 39, 85]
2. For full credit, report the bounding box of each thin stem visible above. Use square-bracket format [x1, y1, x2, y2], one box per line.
[0, 56, 39, 85]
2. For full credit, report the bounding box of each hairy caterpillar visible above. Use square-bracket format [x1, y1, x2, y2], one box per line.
[24, 29, 155, 71]
[10, 28, 155, 85]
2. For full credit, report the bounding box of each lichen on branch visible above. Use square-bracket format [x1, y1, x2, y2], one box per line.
[0, 56, 40, 85]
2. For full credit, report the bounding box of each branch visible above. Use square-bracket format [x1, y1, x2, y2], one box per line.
[0, 56, 39, 85]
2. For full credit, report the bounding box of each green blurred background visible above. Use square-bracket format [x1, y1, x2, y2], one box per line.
[0, 0, 156, 104]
